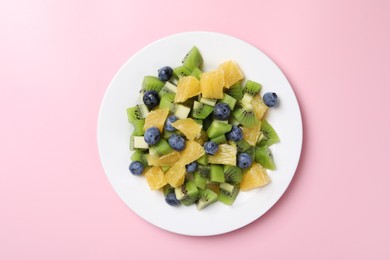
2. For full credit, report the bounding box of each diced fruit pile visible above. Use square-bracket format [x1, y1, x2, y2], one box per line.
[127, 46, 280, 210]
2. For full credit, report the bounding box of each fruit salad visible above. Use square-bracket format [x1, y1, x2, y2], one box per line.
[126, 46, 280, 210]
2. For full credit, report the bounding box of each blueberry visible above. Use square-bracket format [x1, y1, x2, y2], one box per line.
[165, 115, 178, 132]
[186, 161, 198, 173]
[158, 66, 173, 82]
[143, 90, 160, 109]
[226, 125, 243, 141]
[165, 192, 181, 206]
[237, 153, 253, 169]
[129, 161, 144, 176]
[204, 141, 219, 155]
[168, 134, 186, 151]
[263, 92, 279, 107]
[144, 127, 161, 146]
[213, 102, 231, 120]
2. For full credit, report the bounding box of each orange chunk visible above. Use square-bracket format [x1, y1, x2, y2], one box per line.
[208, 144, 237, 166]
[144, 166, 167, 190]
[175, 76, 201, 103]
[200, 69, 225, 99]
[143, 108, 169, 132]
[218, 60, 244, 88]
[171, 118, 202, 140]
[240, 163, 271, 191]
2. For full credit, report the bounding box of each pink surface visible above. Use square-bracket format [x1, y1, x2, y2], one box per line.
[1, 0, 389, 259]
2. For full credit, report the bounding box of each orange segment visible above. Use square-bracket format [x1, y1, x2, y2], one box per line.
[144, 166, 167, 190]
[147, 151, 180, 166]
[165, 163, 186, 187]
[240, 163, 271, 191]
[251, 94, 268, 121]
[241, 122, 262, 146]
[208, 144, 237, 166]
[179, 140, 206, 165]
[143, 108, 169, 132]
[200, 69, 225, 99]
[171, 118, 202, 140]
[175, 76, 201, 103]
[218, 60, 244, 88]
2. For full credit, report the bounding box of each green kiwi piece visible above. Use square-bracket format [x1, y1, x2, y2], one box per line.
[142, 76, 165, 92]
[194, 171, 208, 190]
[219, 93, 237, 110]
[173, 66, 192, 78]
[131, 119, 145, 136]
[206, 121, 233, 138]
[218, 185, 239, 205]
[163, 185, 175, 196]
[246, 146, 256, 162]
[182, 46, 203, 70]
[242, 80, 262, 103]
[220, 182, 235, 193]
[127, 104, 149, 123]
[159, 93, 175, 110]
[192, 101, 214, 119]
[130, 149, 148, 166]
[197, 154, 208, 166]
[223, 165, 242, 185]
[158, 82, 177, 97]
[257, 120, 280, 147]
[234, 139, 252, 152]
[175, 181, 199, 206]
[210, 165, 225, 183]
[210, 134, 227, 145]
[255, 146, 276, 170]
[129, 136, 149, 151]
[225, 82, 243, 100]
[197, 188, 218, 210]
[191, 67, 202, 79]
[199, 97, 217, 107]
[198, 165, 211, 177]
[161, 166, 171, 173]
[149, 139, 174, 157]
[232, 101, 257, 128]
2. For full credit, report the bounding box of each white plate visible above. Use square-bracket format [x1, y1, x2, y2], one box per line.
[97, 31, 302, 236]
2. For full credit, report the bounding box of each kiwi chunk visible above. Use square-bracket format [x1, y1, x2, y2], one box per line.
[182, 46, 203, 70]
[255, 146, 276, 170]
[257, 120, 280, 147]
[191, 67, 202, 79]
[197, 154, 208, 165]
[225, 82, 243, 100]
[175, 181, 199, 206]
[129, 136, 148, 150]
[130, 149, 148, 166]
[234, 139, 252, 153]
[218, 185, 239, 205]
[173, 66, 192, 78]
[220, 182, 235, 193]
[242, 80, 262, 103]
[194, 171, 208, 189]
[232, 101, 256, 128]
[142, 76, 165, 92]
[210, 134, 227, 145]
[127, 104, 149, 123]
[219, 93, 237, 110]
[199, 97, 217, 107]
[131, 119, 145, 136]
[149, 139, 173, 157]
[210, 165, 225, 183]
[197, 189, 218, 210]
[198, 165, 211, 178]
[223, 165, 242, 185]
[206, 121, 233, 138]
[158, 82, 177, 97]
[192, 101, 214, 119]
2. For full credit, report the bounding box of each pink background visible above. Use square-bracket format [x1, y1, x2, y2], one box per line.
[1, 0, 389, 259]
